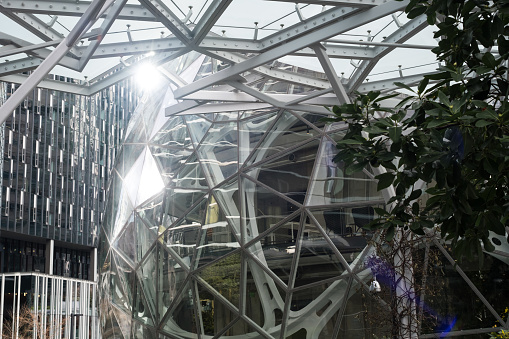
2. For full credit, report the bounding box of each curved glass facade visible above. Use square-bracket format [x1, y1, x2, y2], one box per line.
[99, 54, 509, 338]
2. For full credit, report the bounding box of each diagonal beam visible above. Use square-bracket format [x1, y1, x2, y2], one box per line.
[263, 0, 386, 6]
[226, 81, 331, 115]
[138, 0, 192, 45]
[174, 0, 408, 99]
[347, 14, 428, 93]
[182, 90, 339, 106]
[189, 50, 333, 89]
[78, 0, 128, 70]
[312, 43, 350, 104]
[352, 73, 435, 93]
[0, 73, 90, 96]
[0, 10, 65, 42]
[0, 39, 62, 59]
[0, 0, 110, 123]
[0, 0, 157, 21]
[192, 0, 233, 45]
[258, 5, 360, 52]
[0, 11, 79, 58]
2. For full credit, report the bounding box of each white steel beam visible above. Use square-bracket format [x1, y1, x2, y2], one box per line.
[0, 10, 66, 42]
[353, 73, 434, 93]
[347, 14, 428, 93]
[264, 0, 386, 6]
[82, 35, 373, 60]
[226, 80, 331, 114]
[0, 39, 62, 58]
[207, 50, 331, 89]
[0, 0, 157, 21]
[192, 0, 233, 44]
[174, 0, 408, 98]
[0, 73, 90, 95]
[0, 0, 110, 124]
[182, 89, 339, 106]
[258, 6, 360, 52]
[312, 43, 350, 104]
[138, 0, 193, 44]
[78, 0, 129, 70]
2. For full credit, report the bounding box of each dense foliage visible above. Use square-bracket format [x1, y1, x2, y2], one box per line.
[328, 0, 509, 261]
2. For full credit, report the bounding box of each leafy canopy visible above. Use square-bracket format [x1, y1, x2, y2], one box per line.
[328, 0, 509, 261]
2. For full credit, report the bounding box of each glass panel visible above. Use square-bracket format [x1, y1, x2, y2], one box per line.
[117, 144, 145, 179]
[300, 113, 327, 130]
[338, 281, 389, 338]
[294, 221, 347, 288]
[185, 115, 211, 146]
[246, 139, 319, 206]
[116, 254, 136, 306]
[150, 116, 191, 148]
[239, 111, 278, 165]
[308, 138, 381, 206]
[241, 178, 300, 242]
[137, 248, 158, 322]
[124, 112, 148, 144]
[420, 248, 500, 334]
[246, 215, 300, 287]
[132, 321, 156, 339]
[213, 179, 241, 240]
[114, 215, 156, 265]
[246, 111, 319, 167]
[133, 277, 155, 327]
[215, 112, 239, 121]
[161, 189, 207, 232]
[158, 244, 188, 322]
[162, 282, 199, 338]
[110, 255, 132, 314]
[224, 317, 260, 336]
[309, 208, 375, 267]
[197, 122, 238, 187]
[171, 153, 208, 190]
[125, 148, 165, 206]
[111, 302, 132, 338]
[160, 215, 201, 267]
[245, 259, 265, 328]
[198, 252, 241, 308]
[137, 192, 164, 232]
[195, 196, 240, 268]
[149, 145, 193, 186]
[197, 280, 238, 336]
[140, 85, 172, 137]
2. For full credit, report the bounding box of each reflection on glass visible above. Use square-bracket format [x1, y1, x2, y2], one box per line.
[308, 139, 381, 206]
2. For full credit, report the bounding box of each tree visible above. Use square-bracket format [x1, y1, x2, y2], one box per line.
[328, 0, 509, 262]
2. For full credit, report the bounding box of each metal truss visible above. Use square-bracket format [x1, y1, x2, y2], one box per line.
[0, 0, 438, 122]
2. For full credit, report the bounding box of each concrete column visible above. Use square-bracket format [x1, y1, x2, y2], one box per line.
[45, 239, 54, 275]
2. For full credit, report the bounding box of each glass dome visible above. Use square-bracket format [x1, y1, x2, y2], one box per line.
[99, 52, 509, 339]
[99, 52, 386, 338]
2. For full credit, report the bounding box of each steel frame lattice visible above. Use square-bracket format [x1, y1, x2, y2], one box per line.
[1, 1, 509, 339]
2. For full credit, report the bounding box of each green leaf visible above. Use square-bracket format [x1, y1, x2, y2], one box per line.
[385, 225, 395, 242]
[394, 82, 415, 93]
[336, 138, 364, 145]
[373, 92, 399, 103]
[363, 125, 386, 134]
[388, 126, 402, 143]
[427, 119, 448, 128]
[438, 90, 451, 107]
[373, 207, 389, 216]
[482, 52, 497, 69]
[475, 119, 493, 127]
[345, 161, 369, 175]
[376, 172, 395, 191]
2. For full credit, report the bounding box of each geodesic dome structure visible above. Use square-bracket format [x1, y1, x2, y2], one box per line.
[98, 50, 509, 339]
[99, 52, 388, 338]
